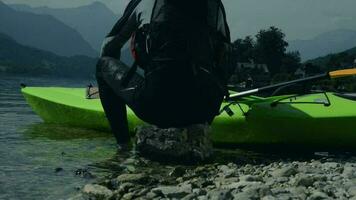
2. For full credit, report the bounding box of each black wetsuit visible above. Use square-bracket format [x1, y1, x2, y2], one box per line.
[96, 0, 232, 144]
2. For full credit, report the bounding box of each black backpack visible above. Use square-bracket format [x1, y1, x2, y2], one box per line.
[130, 0, 232, 90]
[128, 0, 233, 125]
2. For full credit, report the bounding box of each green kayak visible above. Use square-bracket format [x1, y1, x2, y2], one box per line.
[22, 87, 356, 149]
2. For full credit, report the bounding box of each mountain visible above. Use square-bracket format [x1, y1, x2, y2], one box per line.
[288, 29, 356, 61]
[10, 2, 118, 51]
[0, 32, 97, 78]
[0, 1, 97, 57]
[306, 46, 356, 70]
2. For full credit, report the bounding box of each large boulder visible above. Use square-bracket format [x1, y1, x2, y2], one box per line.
[135, 124, 213, 163]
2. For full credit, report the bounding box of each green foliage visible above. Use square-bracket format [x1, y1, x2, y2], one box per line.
[304, 63, 322, 75]
[231, 26, 302, 78]
[254, 27, 289, 75]
[271, 73, 292, 84]
[232, 36, 255, 63]
[282, 51, 302, 74]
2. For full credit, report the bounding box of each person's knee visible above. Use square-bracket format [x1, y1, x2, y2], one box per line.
[96, 57, 116, 79]
[96, 57, 106, 79]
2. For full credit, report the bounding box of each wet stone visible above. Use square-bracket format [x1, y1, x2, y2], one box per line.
[295, 175, 317, 187]
[122, 192, 134, 200]
[182, 193, 198, 200]
[55, 167, 64, 173]
[240, 175, 263, 182]
[262, 195, 277, 200]
[135, 124, 213, 163]
[308, 191, 330, 200]
[348, 186, 356, 197]
[145, 192, 158, 199]
[115, 173, 150, 184]
[117, 183, 135, 194]
[169, 166, 186, 177]
[206, 189, 233, 200]
[151, 184, 192, 199]
[82, 184, 113, 200]
[271, 166, 298, 177]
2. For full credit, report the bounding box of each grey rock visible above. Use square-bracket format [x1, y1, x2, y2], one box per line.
[261, 195, 277, 200]
[198, 195, 208, 200]
[218, 165, 236, 178]
[215, 177, 239, 188]
[259, 186, 273, 197]
[134, 188, 150, 197]
[321, 162, 340, 169]
[207, 189, 233, 200]
[135, 124, 213, 162]
[233, 185, 272, 199]
[232, 192, 256, 200]
[145, 192, 158, 199]
[342, 166, 356, 178]
[116, 173, 150, 184]
[275, 177, 290, 183]
[295, 175, 326, 187]
[348, 186, 356, 197]
[308, 191, 330, 200]
[224, 181, 263, 190]
[331, 175, 342, 181]
[333, 188, 349, 200]
[240, 175, 263, 182]
[169, 166, 186, 177]
[288, 187, 307, 199]
[271, 187, 289, 195]
[122, 192, 134, 200]
[82, 184, 113, 200]
[117, 183, 135, 194]
[193, 188, 207, 196]
[152, 184, 192, 198]
[182, 193, 198, 200]
[271, 166, 298, 177]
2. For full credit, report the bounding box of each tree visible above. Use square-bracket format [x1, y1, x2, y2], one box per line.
[282, 51, 301, 74]
[304, 63, 322, 75]
[254, 26, 288, 76]
[232, 36, 255, 63]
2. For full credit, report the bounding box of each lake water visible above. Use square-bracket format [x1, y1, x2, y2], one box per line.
[0, 75, 119, 199]
[0, 75, 280, 199]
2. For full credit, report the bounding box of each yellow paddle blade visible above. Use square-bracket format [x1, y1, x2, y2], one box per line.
[329, 68, 356, 79]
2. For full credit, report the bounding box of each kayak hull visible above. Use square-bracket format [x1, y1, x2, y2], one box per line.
[22, 87, 356, 149]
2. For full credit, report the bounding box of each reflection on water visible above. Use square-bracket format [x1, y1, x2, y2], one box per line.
[24, 123, 111, 141]
[0, 75, 117, 199]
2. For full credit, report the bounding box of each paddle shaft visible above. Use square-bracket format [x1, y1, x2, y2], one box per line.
[229, 72, 329, 100]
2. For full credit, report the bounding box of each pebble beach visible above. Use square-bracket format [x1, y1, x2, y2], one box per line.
[74, 150, 356, 200]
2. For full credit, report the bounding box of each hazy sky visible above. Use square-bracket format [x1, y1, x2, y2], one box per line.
[3, 0, 356, 40]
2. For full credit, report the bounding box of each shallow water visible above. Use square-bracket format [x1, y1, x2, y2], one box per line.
[0, 75, 118, 199]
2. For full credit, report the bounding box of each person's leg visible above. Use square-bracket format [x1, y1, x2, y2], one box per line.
[96, 74, 130, 144]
